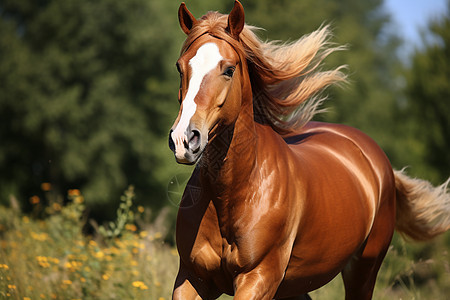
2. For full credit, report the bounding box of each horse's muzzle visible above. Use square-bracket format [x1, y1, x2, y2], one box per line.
[169, 128, 203, 165]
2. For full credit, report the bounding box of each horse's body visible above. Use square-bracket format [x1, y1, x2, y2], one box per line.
[169, 2, 450, 299]
[176, 121, 395, 299]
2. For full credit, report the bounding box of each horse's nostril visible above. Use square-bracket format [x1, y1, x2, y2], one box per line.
[189, 130, 201, 152]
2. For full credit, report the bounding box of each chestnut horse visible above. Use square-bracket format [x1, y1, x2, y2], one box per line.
[168, 1, 450, 299]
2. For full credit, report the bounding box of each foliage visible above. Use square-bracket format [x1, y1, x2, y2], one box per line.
[98, 186, 136, 239]
[0, 190, 177, 299]
[400, 4, 450, 184]
[0, 0, 185, 214]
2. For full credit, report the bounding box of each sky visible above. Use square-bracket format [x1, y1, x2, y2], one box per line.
[384, 0, 448, 48]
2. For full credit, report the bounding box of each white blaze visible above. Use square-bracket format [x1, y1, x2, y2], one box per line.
[172, 43, 223, 155]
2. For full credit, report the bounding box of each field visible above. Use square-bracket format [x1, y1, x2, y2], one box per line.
[0, 188, 449, 299]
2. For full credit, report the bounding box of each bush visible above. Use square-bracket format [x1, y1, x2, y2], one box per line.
[0, 189, 178, 299]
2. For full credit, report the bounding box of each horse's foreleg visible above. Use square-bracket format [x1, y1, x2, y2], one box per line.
[233, 251, 289, 300]
[172, 276, 201, 300]
[172, 263, 204, 300]
[233, 271, 281, 300]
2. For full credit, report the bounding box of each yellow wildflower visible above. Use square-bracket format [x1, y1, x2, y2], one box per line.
[115, 239, 125, 248]
[102, 274, 109, 281]
[0, 264, 9, 270]
[30, 195, 40, 204]
[68, 189, 81, 196]
[132, 281, 149, 290]
[74, 195, 84, 204]
[125, 224, 137, 232]
[94, 251, 105, 259]
[41, 182, 52, 191]
[49, 257, 60, 264]
[31, 232, 49, 241]
[108, 246, 120, 255]
[138, 205, 145, 213]
[63, 280, 72, 285]
[36, 256, 51, 268]
[8, 284, 16, 289]
[52, 202, 62, 211]
[76, 240, 86, 247]
[139, 230, 148, 238]
[24, 297, 32, 300]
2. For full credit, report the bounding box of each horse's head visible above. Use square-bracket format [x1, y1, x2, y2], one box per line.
[169, 1, 247, 165]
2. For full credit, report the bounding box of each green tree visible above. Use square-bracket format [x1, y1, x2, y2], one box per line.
[401, 4, 450, 183]
[0, 0, 184, 214]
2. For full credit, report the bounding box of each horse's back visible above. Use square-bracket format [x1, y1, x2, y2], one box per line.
[285, 121, 394, 190]
[286, 121, 395, 213]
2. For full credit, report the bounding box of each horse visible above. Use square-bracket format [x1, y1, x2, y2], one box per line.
[168, 1, 450, 299]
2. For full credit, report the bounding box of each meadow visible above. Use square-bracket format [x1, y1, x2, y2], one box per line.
[0, 187, 448, 299]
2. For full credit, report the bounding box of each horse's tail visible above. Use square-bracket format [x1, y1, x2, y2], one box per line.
[394, 169, 450, 241]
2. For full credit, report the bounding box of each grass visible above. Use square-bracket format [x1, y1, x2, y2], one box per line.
[309, 232, 450, 299]
[0, 188, 449, 299]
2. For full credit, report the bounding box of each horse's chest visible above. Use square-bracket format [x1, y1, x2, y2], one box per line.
[177, 204, 219, 266]
[177, 208, 238, 292]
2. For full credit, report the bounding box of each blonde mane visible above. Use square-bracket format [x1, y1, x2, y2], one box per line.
[182, 12, 347, 134]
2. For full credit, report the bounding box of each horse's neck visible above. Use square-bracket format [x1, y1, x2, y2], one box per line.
[200, 100, 258, 204]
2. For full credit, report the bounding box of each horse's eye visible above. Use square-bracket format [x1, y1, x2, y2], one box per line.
[223, 66, 235, 78]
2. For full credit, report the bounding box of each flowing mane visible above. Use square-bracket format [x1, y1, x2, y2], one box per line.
[181, 11, 347, 134]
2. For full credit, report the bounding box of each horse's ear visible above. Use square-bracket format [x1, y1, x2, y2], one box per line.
[178, 2, 197, 35]
[227, 0, 245, 39]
